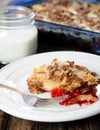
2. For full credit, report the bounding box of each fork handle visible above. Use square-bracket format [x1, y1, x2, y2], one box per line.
[0, 83, 22, 94]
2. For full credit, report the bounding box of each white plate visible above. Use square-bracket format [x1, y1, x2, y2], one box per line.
[0, 51, 100, 122]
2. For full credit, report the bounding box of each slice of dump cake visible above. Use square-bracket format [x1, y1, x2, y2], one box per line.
[27, 59, 100, 106]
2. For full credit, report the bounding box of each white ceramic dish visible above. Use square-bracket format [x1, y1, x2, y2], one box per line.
[0, 51, 100, 122]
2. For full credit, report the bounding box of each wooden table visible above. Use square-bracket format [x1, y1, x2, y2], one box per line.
[0, 111, 100, 130]
[0, 35, 100, 130]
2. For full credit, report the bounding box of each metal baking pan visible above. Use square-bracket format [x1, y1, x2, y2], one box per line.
[8, 0, 100, 55]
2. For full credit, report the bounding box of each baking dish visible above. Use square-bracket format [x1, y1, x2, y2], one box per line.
[8, 0, 100, 55]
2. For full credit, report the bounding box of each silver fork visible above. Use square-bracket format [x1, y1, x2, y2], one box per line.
[0, 83, 66, 107]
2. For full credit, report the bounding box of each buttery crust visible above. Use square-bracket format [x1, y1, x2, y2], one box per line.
[32, 0, 100, 33]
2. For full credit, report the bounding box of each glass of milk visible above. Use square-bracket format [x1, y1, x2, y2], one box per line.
[0, 6, 38, 63]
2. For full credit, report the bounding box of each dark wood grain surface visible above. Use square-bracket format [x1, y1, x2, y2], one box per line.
[0, 34, 100, 130]
[0, 110, 100, 130]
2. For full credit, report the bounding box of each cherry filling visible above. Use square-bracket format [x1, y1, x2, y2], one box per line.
[51, 88, 66, 98]
[51, 85, 98, 106]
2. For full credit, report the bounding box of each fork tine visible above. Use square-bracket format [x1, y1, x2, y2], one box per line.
[33, 95, 67, 107]
[22, 94, 38, 106]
